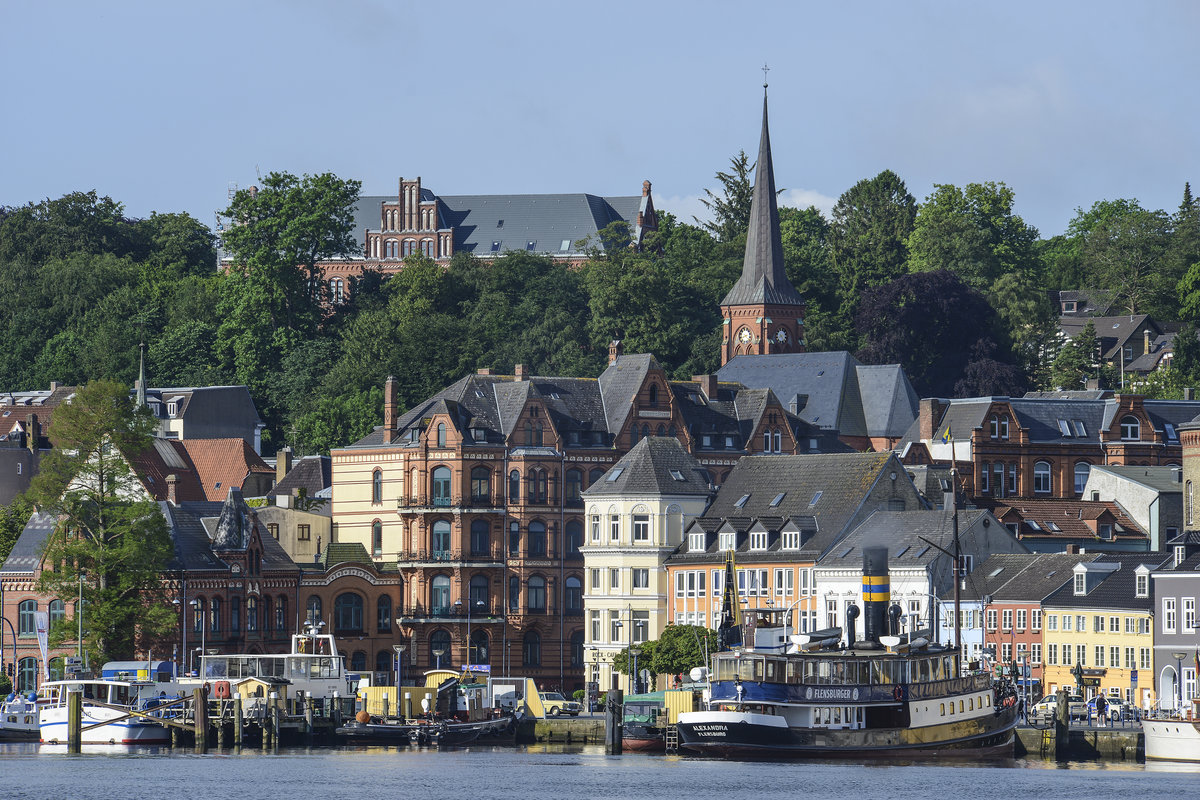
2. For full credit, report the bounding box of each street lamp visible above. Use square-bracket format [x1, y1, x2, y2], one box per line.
[456, 598, 486, 669]
[1174, 651, 1188, 713]
[393, 644, 406, 688]
[77, 569, 86, 666]
[613, 620, 623, 691]
[629, 646, 643, 695]
[190, 599, 206, 676]
[433, 648, 445, 671]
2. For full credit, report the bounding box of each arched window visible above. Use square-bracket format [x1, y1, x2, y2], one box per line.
[375, 650, 393, 675]
[528, 520, 547, 558]
[469, 574, 489, 610]
[429, 629, 452, 667]
[210, 597, 222, 633]
[17, 657, 37, 692]
[372, 469, 383, 504]
[1120, 415, 1141, 441]
[570, 630, 585, 667]
[231, 596, 241, 634]
[528, 469, 547, 504]
[1034, 461, 1052, 494]
[18, 600, 35, 635]
[641, 424, 650, 440]
[330, 278, 344, 305]
[524, 421, 534, 445]
[372, 520, 383, 557]
[534, 423, 544, 447]
[306, 594, 322, 625]
[649, 384, 659, 407]
[1073, 462, 1091, 495]
[565, 519, 583, 558]
[774, 430, 782, 452]
[431, 575, 451, 615]
[470, 519, 490, 557]
[437, 422, 447, 448]
[431, 466, 452, 506]
[469, 630, 489, 664]
[764, 430, 772, 452]
[49, 599, 65, 625]
[192, 597, 205, 633]
[565, 576, 582, 614]
[508, 576, 521, 612]
[523, 631, 541, 667]
[565, 469, 583, 504]
[277, 595, 288, 632]
[656, 424, 665, 436]
[351, 651, 367, 672]
[335, 593, 364, 632]
[509, 521, 520, 557]
[422, 240, 434, 257]
[528, 576, 547, 612]
[989, 416, 999, 439]
[432, 519, 452, 557]
[377, 595, 392, 632]
[630, 423, 639, 446]
[508, 470, 520, 503]
[48, 656, 64, 681]
[246, 596, 258, 632]
[470, 466, 491, 503]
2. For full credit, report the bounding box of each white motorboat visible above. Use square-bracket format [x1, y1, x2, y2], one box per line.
[39, 679, 174, 745]
[0, 692, 42, 741]
[1144, 700, 1200, 762]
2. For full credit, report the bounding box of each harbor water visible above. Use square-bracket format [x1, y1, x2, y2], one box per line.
[1, 743, 1197, 799]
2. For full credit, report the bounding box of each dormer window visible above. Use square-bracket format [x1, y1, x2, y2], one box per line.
[718, 531, 736, 551]
[1136, 571, 1149, 597]
[1073, 572, 1085, 595]
[167, 401, 179, 417]
[1063, 300, 1076, 313]
[750, 530, 768, 550]
[781, 529, 800, 550]
[1120, 415, 1140, 441]
[648, 385, 658, 407]
[689, 531, 706, 552]
[1176, 545, 1187, 567]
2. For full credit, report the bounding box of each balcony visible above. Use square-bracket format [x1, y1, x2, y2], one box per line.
[396, 604, 505, 624]
[401, 548, 505, 567]
[397, 495, 506, 515]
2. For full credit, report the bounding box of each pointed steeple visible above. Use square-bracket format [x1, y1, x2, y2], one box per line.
[719, 83, 806, 366]
[135, 341, 147, 408]
[720, 86, 804, 309]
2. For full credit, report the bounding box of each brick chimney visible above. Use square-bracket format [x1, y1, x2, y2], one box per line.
[918, 399, 943, 442]
[383, 375, 398, 444]
[166, 473, 178, 504]
[477, 368, 492, 376]
[1144, 329, 1152, 354]
[1085, 378, 1100, 390]
[515, 364, 528, 381]
[276, 447, 292, 485]
[692, 374, 718, 401]
[608, 340, 623, 366]
[1186, 387, 1195, 401]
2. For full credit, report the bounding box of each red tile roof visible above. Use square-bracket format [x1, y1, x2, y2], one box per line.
[179, 438, 272, 501]
[979, 498, 1147, 543]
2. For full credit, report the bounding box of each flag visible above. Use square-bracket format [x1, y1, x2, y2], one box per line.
[940, 424, 952, 444]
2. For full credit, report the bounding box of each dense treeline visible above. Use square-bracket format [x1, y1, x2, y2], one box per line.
[4, 166, 1200, 457]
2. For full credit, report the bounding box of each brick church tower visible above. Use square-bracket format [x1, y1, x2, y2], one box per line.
[719, 86, 806, 365]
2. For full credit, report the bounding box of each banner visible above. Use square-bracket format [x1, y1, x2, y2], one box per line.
[34, 610, 50, 681]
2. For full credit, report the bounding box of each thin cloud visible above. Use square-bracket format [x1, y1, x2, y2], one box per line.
[657, 188, 836, 228]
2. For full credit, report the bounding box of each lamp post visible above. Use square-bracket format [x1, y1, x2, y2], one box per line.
[393, 644, 406, 688]
[613, 619, 623, 691]
[433, 648, 445, 671]
[77, 569, 85, 666]
[629, 646, 642, 695]
[190, 599, 206, 677]
[1174, 651, 1188, 713]
[456, 598, 486, 668]
[174, 597, 184, 679]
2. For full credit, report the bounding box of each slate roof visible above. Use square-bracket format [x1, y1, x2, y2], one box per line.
[169, 499, 296, 573]
[959, 552, 1095, 602]
[268, 455, 332, 499]
[1059, 314, 1159, 360]
[720, 93, 804, 309]
[347, 191, 641, 259]
[819, 508, 1023, 570]
[582, 437, 712, 498]
[0, 511, 57, 574]
[1041, 552, 1169, 610]
[981, 497, 1147, 543]
[1089, 465, 1184, 494]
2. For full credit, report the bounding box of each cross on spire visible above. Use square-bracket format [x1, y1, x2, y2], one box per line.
[761, 63, 770, 88]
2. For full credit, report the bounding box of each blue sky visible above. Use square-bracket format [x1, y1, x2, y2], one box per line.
[3, 1, 1199, 238]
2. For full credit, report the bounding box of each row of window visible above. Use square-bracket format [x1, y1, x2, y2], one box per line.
[380, 465, 608, 506]
[372, 518, 587, 560]
[16, 599, 68, 635]
[1042, 613, 1152, 635]
[1044, 643, 1152, 669]
[671, 568, 816, 598]
[327, 573, 586, 620]
[986, 413, 1149, 442]
[981, 608, 1042, 632]
[189, 595, 288, 635]
[374, 238, 437, 259]
[1162, 596, 1199, 634]
[589, 609, 651, 644]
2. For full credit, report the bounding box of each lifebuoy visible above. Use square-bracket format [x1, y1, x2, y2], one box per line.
[893, 685, 904, 701]
[214, 680, 232, 700]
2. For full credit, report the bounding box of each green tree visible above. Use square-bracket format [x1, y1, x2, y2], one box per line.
[829, 170, 918, 328]
[28, 380, 175, 663]
[648, 625, 719, 678]
[696, 151, 754, 242]
[1068, 199, 1172, 316]
[0, 495, 33, 564]
[1051, 320, 1100, 390]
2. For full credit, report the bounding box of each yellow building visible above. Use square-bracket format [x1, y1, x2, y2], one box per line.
[1040, 555, 1160, 708]
[581, 438, 712, 695]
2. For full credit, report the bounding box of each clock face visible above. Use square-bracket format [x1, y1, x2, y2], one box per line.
[738, 328, 753, 344]
[775, 329, 789, 344]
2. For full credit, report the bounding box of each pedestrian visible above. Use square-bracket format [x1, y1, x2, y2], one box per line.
[1095, 693, 1107, 727]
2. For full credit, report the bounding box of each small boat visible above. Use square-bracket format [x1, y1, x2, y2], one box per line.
[622, 692, 667, 752]
[337, 674, 515, 747]
[39, 679, 175, 745]
[0, 692, 42, 741]
[676, 546, 1019, 759]
[1143, 699, 1200, 762]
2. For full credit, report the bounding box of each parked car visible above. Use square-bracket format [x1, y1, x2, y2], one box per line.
[1030, 693, 1086, 723]
[1086, 695, 1130, 721]
[539, 692, 582, 716]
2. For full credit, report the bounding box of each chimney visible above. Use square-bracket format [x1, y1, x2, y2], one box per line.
[477, 368, 492, 376]
[383, 375, 398, 444]
[692, 374, 718, 400]
[276, 447, 292, 485]
[27, 414, 39, 452]
[166, 473, 178, 504]
[514, 364, 528, 381]
[49, 381, 60, 392]
[1144, 329, 1152, 354]
[608, 340, 623, 366]
[642, 180, 651, 197]
[1085, 378, 1100, 390]
[1066, 544, 1079, 555]
[918, 398, 943, 442]
[1186, 387, 1195, 401]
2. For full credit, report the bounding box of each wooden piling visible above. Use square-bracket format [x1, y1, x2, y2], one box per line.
[1054, 687, 1069, 761]
[67, 688, 82, 753]
[193, 687, 209, 751]
[304, 694, 314, 745]
[233, 695, 243, 747]
[604, 689, 623, 755]
[331, 691, 342, 730]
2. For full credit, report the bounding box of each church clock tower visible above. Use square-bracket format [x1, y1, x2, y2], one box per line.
[719, 86, 806, 366]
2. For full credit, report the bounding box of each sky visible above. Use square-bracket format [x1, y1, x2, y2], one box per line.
[3, 1, 1200, 239]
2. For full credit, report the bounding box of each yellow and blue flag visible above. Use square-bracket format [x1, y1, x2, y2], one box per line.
[940, 424, 952, 444]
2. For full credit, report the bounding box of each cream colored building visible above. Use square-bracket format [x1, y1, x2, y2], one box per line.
[581, 437, 712, 695]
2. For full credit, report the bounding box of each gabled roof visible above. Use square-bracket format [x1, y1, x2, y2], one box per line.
[959, 552, 1096, 602]
[179, 438, 272, 500]
[1089, 464, 1184, 494]
[582, 437, 712, 498]
[1042, 552, 1169, 610]
[269, 455, 332, 499]
[598, 353, 659, 434]
[982, 497, 1147, 543]
[1060, 314, 1158, 359]
[0, 511, 57, 575]
[817, 509, 1014, 569]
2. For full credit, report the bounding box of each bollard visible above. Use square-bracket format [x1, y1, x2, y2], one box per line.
[404, 691, 412, 721]
[382, 692, 389, 720]
[270, 692, 281, 750]
[233, 695, 243, 748]
[331, 691, 342, 730]
[194, 687, 209, 752]
[217, 700, 226, 749]
[1054, 687, 1069, 761]
[305, 693, 314, 745]
[67, 687, 82, 753]
[604, 689, 623, 755]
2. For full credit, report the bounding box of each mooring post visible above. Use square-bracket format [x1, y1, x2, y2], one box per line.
[331, 691, 342, 730]
[193, 687, 209, 752]
[269, 691, 280, 750]
[233, 695, 243, 748]
[67, 687, 82, 753]
[604, 689, 623, 755]
[1055, 687, 1069, 761]
[217, 699, 226, 749]
[305, 692, 315, 745]
[382, 692, 389, 720]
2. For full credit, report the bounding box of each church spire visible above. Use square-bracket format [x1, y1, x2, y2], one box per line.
[719, 82, 806, 365]
[135, 341, 147, 408]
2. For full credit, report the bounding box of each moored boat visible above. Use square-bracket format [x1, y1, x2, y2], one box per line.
[622, 692, 667, 752]
[39, 679, 174, 745]
[0, 692, 42, 741]
[676, 546, 1019, 759]
[1144, 699, 1200, 762]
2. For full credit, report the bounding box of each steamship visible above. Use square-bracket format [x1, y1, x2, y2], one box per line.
[676, 546, 1019, 759]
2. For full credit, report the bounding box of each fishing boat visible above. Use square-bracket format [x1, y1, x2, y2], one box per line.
[39, 678, 175, 744]
[622, 691, 667, 752]
[0, 692, 42, 741]
[676, 546, 1019, 759]
[1143, 699, 1200, 762]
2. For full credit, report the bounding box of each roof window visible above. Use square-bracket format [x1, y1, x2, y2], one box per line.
[769, 492, 785, 507]
[808, 491, 822, 508]
[669, 469, 685, 482]
[606, 467, 624, 482]
[734, 494, 751, 509]
[491, 241, 502, 252]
